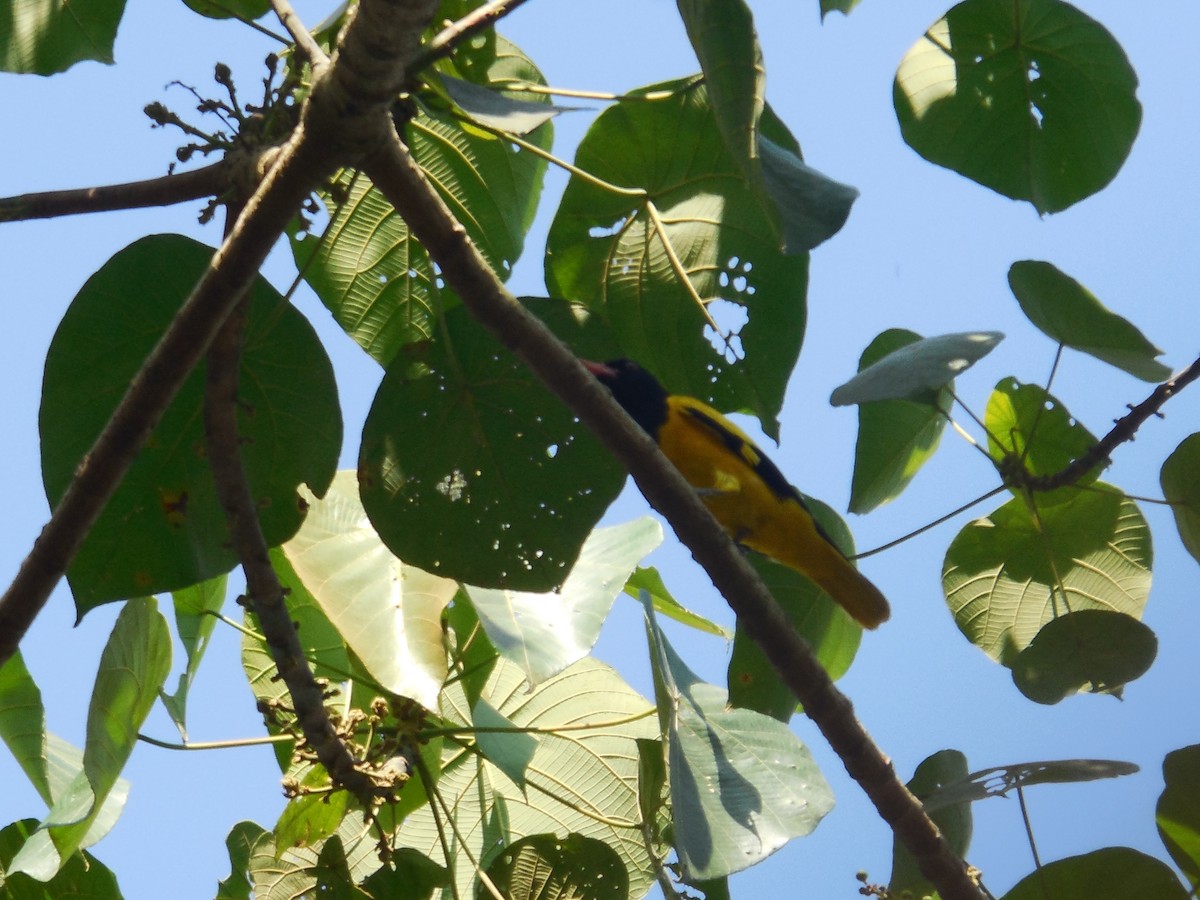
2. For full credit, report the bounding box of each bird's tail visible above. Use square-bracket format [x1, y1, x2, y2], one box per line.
[811, 560, 891, 630]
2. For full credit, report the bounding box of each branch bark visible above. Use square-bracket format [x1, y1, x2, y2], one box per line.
[0, 161, 233, 222]
[360, 137, 986, 900]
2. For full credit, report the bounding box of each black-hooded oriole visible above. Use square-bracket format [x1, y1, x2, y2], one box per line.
[585, 358, 890, 629]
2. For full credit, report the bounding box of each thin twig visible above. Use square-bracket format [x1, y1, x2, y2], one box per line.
[0, 161, 233, 222]
[270, 0, 328, 67]
[1019, 352, 1200, 492]
[408, 0, 534, 75]
[360, 137, 986, 900]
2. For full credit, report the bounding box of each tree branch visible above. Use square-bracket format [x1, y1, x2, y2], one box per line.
[1017, 353, 1200, 492]
[270, 0, 328, 67]
[407, 0, 534, 75]
[0, 161, 233, 222]
[203, 280, 376, 802]
[360, 137, 986, 900]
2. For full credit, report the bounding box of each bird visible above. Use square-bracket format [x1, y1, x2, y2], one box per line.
[583, 358, 890, 629]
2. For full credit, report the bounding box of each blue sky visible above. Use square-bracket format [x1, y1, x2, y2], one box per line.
[4, 0, 1199, 896]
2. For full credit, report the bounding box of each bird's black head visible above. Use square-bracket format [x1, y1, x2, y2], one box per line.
[583, 358, 669, 437]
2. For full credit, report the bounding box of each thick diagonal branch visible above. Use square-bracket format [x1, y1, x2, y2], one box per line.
[360, 137, 985, 900]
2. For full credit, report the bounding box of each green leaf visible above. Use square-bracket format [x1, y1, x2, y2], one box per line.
[291, 36, 550, 366]
[161, 575, 226, 740]
[398, 657, 659, 899]
[40, 234, 340, 614]
[10, 598, 170, 881]
[728, 499, 863, 720]
[758, 136, 859, 253]
[921, 758, 1138, 811]
[1158, 744, 1200, 887]
[0, 0, 124, 73]
[1000, 847, 1187, 900]
[894, 0, 1141, 214]
[985, 378, 1100, 503]
[313, 835, 373, 900]
[472, 698, 538, 788]
[645, 597, 833, 880]
[942, 488, 1151, 668]
[359, 305, 626, 592]
[441, 74, 565, 134]
[482, 832, 629, 900]
[274, 766, 351, 854]
[218, 821, 269, 900]
[830, 331, 1002, 406]
[1160, 434, 1200, 567]
[624, 568, 731, 638]
[282, 470, 456, 710]
[1008, 261, 1170, 381]
[467, 518, 662, 685]
[546, 78, 809, 440]
[848, 329, 950, 513]
[820, 0, 862, 18]
[0, 652, 50, 805]
[1012, 610, 1157, 703]
[890, 750, 972, 898]
[360, 848, 448, 900]
[636, 737, 669, 845]
[0, 819, 122, 900]
[181, 0, 270, 19]
[675, 0, 764, 185]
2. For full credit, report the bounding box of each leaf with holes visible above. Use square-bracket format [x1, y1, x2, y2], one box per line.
[359, 306, 626, 592]
[942, 487, 1151, 668]
[546, 78, 808, 440]
[1012, 610, 1157, 703]
[39, 234, 340, 614]
[290, 36, 552, 366]
[894, 0, 1140, 213]
[397, 657, 660, 899]
[1008, 261, 1170, 381]
[848, 329, 950, 514]
[985, 378, 1099, 505]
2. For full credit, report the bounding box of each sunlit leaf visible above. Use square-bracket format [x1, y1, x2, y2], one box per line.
[472, 698, 538, 788]
[943, 488, 1151, 667]
[10, 598, 170, 881]
[0, 652, 49, 805]
[40, 234, 340, 614]
[182, 0, 270, 19]
[0, 819, 121, 899]
[624, 567, 731, 638]
[0, 0, 124, 73]
[467, 518, 662, 685]
[1161, 434, 1200, 568]
[161, 575, 227, 740]
[398, 657, 659, 899]
[359, 305, 625, 592]
[830, 331, 1002, 406]
[894, 0, 1140, 213]
[283, 470, 455, 710]
[848, 329, 950, 513]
